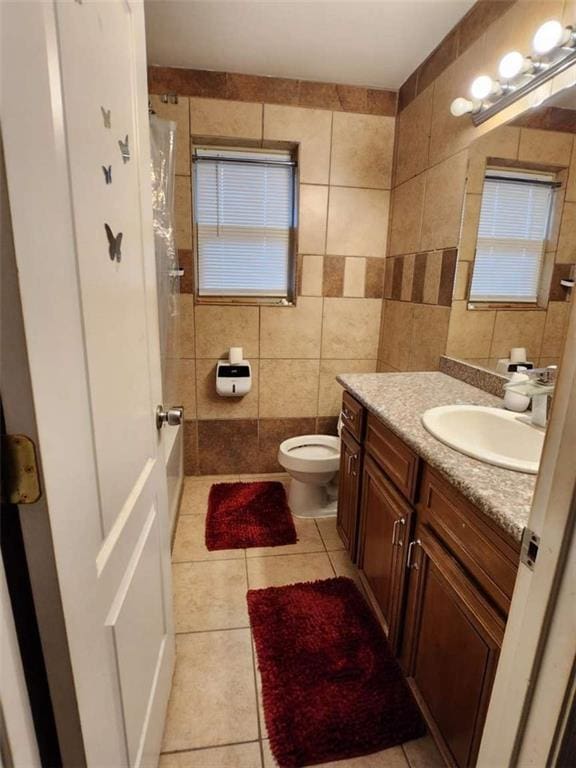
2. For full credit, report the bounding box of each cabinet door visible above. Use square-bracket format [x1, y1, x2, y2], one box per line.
[402, 525, 504, 768]
[358, 455, 412, 651]
[336, 427, 361, 560]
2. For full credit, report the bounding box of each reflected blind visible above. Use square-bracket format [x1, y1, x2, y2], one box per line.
[469, 170, 554, 303]
[194, 148, 296, 297]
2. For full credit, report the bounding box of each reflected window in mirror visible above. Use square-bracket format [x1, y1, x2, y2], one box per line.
[469, 168, 559, 307]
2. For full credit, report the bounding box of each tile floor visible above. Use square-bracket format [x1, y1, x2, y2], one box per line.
[160, 474, 445, 768]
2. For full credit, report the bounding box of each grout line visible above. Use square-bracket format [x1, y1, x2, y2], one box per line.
[174, 626, 250, 636]
[301, 180, 391, 192]
[172, 555, 246, 564]
[161, 738, 261, 757]
[244, 555, 266, 766]
[246, 547, 327, 560]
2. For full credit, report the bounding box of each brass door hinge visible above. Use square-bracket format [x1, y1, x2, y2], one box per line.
[1, 434, 41, 505]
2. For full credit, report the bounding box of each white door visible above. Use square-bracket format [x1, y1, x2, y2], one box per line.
[1, 560, 41, 768]
[1, 2, 175, 766]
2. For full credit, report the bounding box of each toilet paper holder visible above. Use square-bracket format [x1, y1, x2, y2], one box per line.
[216, 347, 252, 397]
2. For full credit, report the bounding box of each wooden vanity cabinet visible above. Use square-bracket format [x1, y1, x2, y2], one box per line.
[357, 455, 413, 653]
[336, 427, 362, 559]
[337, 391, 521, 768]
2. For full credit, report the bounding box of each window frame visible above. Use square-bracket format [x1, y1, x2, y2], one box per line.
[467, 165, 559, 311]
[191, 143, 299, 306]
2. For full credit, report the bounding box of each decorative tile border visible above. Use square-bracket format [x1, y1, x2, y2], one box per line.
[549, 263, 575, 302]
[439, 355, 509, 398]
[384, 249, 458, 307]
[183, 416, 339, 475]
[148, 66, 397, 116]
[398, 0, 517, 111]
[512, 107, 576, 134]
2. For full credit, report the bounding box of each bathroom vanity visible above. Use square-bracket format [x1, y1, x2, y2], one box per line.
[336, 372, 533, 768]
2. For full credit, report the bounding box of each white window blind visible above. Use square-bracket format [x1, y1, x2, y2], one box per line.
[193, 148, 296, 297]
[469, 170, 555, 303]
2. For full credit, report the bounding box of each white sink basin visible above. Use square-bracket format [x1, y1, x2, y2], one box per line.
[422, 405, 544, 474]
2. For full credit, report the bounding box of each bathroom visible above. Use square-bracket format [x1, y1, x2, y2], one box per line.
[1, 1, 575, 767]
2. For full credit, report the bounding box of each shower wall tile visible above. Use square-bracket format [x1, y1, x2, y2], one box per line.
[174, 175, 192, 249]
[178, 249, 194, 294]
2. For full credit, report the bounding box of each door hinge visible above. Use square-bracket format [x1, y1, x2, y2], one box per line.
[1, 434, 42, 505]
[520, 527, 540, 571]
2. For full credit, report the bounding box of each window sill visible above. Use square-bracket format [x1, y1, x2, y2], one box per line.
[194, 295, 296, 307]
[467, 302, 546, 311]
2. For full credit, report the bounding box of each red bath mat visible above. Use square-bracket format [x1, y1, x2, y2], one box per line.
[248, 577, 426, 767]
[205, 481, 297, 550]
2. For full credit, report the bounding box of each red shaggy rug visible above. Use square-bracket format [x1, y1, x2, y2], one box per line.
[247, 577, 425, 767]
[205, 481, 297, 550]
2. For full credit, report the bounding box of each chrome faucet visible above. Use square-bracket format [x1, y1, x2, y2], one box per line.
[525, 366, 557, 428]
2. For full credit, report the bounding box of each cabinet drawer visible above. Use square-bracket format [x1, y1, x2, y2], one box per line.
[419, 465, 520, 615]
[341, 391, 365, 443]
[365, 414, 420, 503]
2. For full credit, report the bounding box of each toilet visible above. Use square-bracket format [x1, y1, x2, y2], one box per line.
[278, 434, 340, 518]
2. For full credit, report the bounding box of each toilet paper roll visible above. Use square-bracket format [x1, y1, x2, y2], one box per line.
[510, 347, 527, 364]
[229, 347, 243, 365]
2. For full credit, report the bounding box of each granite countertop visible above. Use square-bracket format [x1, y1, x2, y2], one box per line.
[337, 372, 536, 543]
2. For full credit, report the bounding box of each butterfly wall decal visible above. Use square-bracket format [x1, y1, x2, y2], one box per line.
[104, 224, 122, 263]
[102, 165, 112, 184]
[118, 135, 130, 163]
[100, 106, 111, 128]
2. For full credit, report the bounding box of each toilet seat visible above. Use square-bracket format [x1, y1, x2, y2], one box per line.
[278, 434, 340, 474]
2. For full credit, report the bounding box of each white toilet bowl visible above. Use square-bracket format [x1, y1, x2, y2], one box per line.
[277, 434, 340, 518]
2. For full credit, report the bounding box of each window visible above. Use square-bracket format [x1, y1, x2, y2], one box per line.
[469, 169, 556, 304]
[193, 147, 297, 300]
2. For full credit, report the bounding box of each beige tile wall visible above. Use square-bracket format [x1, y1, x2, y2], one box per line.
[150, 94, 394, 473]
[378, 0, 576, 374]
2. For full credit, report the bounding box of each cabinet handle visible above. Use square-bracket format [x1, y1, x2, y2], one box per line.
[392, 517, 406, 546]
[346, 452, 358, 476]
[342, 407, 355, 423]
[407, 539, 421, 569]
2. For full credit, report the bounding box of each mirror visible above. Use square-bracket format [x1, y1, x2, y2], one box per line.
[446, 85, 575, 376]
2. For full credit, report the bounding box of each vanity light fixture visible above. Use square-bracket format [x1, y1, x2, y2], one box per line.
[498, 51, 534, 81]
[450, 96, 477, 116]
[533, 20, 574, 55]
[470, 74, 502, 100]
[450, 19, 576, 125]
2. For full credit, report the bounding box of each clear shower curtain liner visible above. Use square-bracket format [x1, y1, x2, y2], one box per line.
[150, 114, 178, 371]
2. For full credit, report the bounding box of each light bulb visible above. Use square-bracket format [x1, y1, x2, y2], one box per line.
[450, 97, 474, 117]
[533, 20, 568, 54]
[498, 51, 531, 80]
[470, 75, 499, 100]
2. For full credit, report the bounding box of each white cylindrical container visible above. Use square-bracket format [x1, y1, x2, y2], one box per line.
[503, 371, 530, 412]
[510, 347, 527, 364]
[229, 347, 243, 365]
